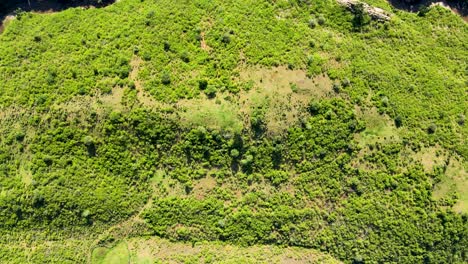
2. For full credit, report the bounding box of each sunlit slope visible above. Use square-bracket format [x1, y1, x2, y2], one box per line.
[0, 0, 466, 263]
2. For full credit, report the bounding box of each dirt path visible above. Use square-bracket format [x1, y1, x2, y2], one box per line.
[87, 193, 154, 263]
[129, 56, 164, 108]
[200, 32, 211, 51]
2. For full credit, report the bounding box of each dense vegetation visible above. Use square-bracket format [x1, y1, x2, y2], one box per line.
[0, 0, 467, 263]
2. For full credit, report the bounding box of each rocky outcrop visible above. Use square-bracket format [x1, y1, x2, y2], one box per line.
[337, 0, 392, 21]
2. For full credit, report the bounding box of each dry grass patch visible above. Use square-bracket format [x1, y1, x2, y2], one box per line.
[122, 237, 341, 264]
[177, 96, 243, 133]
[99, 87, 125, 110]
[414, 146, 448, 173]
[238, 66, 334, 135]
[354, 106, 400, 147]
[192, 176, 218, 199]
[433, 157, 468, 213]
[351, 106, 400, 171]
[129, 56, 165, 108]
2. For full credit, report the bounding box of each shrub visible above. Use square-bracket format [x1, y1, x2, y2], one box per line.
[317, 15, 326, 25]
[290, 83, 299, 93]
[428, 123, 437, 134]
[308, 19, 317, 28]
[395, 115, 403, 127]
[163, 41, 171, 51]
[418, 6, 430, 17]
[198, 79, 208, 90]
[222, 34, 231, 44]
[333, 83, 341, 93]
[309, 40, 316, 48]
[205, 85, 217, 98]
[128, 81, 136, 89]
[352, 3, 370, 27]
[342, 78, 351, 87]
[308, 101, 321, 115]
[180, 51, 190, 63]
[381, 96, 389, 107]
[83, 136, 95, 147]
[230, 149, 240, 158]
[265, 170, 289, 186]
[161, 72, 171, 85]
[240, 154, 253, 167]
[15, 131, 26, 142]
[457, 114, 465, 125]
[43, 155, 53, 166]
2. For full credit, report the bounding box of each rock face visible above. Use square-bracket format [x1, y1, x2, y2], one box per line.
[337, 0, 392, 21]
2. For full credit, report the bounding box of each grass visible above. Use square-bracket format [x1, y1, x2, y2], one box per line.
[93, 237, 342, 264]
[354, 106, 400, 147]
[433, 157, 468, 213]
[415, 146, 448, 172]
[178, 96, 243, 133]
[92, 242, 130, 264]
[238, 66, 334, 135]
[175, 65, 336, 134]
[0, 230, 97, 263]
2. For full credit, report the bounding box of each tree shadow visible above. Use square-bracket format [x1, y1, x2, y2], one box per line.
[1, 0, 115, 33]
[387, 0, 468, 19]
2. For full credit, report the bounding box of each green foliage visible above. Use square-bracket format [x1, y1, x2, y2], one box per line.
[161, 72, 171, 85]
[352, 3, 371, 28]
[0, 0, 466, 263]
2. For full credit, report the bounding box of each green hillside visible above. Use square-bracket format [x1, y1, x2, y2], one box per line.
[0, 0, 467, 263]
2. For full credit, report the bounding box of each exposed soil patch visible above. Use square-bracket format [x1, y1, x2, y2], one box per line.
[200, 31, 211, 51]
[0, 0, 115, 33]
[387, 0, 468, 21]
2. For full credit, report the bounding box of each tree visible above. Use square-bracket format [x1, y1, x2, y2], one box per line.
[353, 3, 370, 28]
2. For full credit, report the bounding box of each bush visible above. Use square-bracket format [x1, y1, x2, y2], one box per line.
[198, 79, 208, 90]
[82, 136, 95, 147]
[308, 101, 321, 115]
[15, 131, 26, 142]
[395, 115, 403, 127]
[333, 83, 341, 93]
[205, 85, 217, 98]
[308, 19, 317, 28]
[317, 15, 326, 25]
[381, 96, 389, 107]
[457, 114, 465, 125]
[222, 34, 231, 44]
[161, 72, 171, 85]
[342, 78, 350, 87]
[180, 51, 190, 63]
[428, 123, 437, 134]
[230, 149, 240, 158]
[163, 41, 171, 51]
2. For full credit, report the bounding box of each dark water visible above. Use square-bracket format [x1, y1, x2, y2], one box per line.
[0, 0, 115, 33]
[387, 0, 467, 20]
